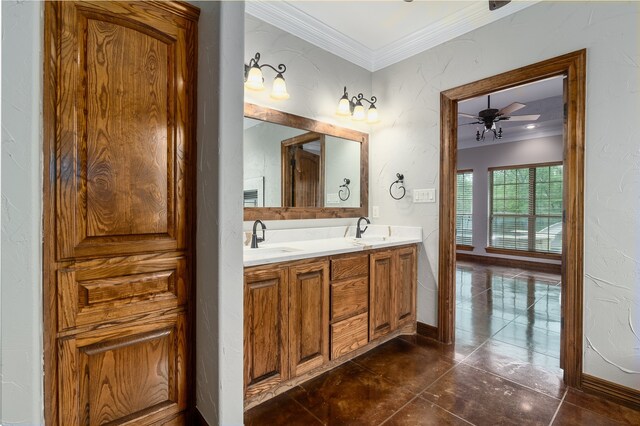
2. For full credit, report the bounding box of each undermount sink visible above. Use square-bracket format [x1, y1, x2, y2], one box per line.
[244, 246, 302, 256]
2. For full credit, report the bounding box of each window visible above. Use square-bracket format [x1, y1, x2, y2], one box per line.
[456, 170, 473, 247]
[489, 163, 563, 255]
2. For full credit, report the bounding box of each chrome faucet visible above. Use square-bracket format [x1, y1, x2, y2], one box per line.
[355, 217, 370, 238]
[251, 220, 266, 248]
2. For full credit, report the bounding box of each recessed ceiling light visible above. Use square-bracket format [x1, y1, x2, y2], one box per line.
[525, 124, 536, 129]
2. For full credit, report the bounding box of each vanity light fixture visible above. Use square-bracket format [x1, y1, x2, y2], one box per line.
[336, 86, 380, 124]
[244, 52, 290, 100]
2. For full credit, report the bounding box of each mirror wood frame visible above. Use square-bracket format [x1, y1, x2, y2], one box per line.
[244, 103, 369, 220]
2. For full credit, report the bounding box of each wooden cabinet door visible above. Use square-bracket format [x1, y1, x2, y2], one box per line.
[244, 267, 289, 398]
[288, 261, 330, 377]
[369, 250, 394, 340]
[59, 314, 188, 426]
[44, 2, 198, 425]
[394, 246, 417, 328]
[53, 0, 197, 260]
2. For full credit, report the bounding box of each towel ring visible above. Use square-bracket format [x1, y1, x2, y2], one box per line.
[339, 178, 351, 201]
[389, 173, 406, 200]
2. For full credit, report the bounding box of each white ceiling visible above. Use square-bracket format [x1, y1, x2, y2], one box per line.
[458, 76, 564, 149]
[246, 0, 539, 71]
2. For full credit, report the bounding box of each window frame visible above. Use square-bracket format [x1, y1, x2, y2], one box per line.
[456, 169, 474, 250]
[486, 161, 563, 260]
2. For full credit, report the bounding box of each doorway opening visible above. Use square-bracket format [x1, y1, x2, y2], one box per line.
[437, 50, 586, 388]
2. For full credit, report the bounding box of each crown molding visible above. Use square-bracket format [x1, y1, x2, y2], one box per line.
[373, 1, 540, 71]
[245, 0, 374, 71]
[246, 0, 539, 72]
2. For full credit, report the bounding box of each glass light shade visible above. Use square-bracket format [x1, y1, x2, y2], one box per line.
[270, 74, 290, 100]
[336, 97, 351, 116]
[352, 102, 366, 121]
[366, 105, 380, 123]
[244, 66, 264, 91]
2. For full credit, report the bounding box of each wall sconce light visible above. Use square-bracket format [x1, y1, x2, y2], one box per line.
[336, 86, 380, 124]
[244, 52, 290, 100]
[389, 173, 406, 200]
[338, 178, 351, 201]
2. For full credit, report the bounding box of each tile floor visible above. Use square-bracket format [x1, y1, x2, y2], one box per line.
[244, 261, 640, 425]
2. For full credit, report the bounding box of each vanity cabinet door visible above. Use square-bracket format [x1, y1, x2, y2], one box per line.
[369, 250, 395, 340]
[244, 266, 289, 398]
[288, 261, 330, 377]
[394, 246, 417, 328]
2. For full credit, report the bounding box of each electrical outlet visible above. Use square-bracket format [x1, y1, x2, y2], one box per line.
[372, 206, 380, 218]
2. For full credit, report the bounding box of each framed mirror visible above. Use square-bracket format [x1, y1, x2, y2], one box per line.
[244, 103, 368, 220]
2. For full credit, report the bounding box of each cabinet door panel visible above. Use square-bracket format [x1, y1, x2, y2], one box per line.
[330, 277, 368, 323]
[369, 251, 394, 340]
[395, 246, 417, 327]
[59, 314, 187, 426]
[55, 1, 195, 260]
[289, 261, 330, 377]
[244, 267, 289, 397]
[58, 255, 186, 331]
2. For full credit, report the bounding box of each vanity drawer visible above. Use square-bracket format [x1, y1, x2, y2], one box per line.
[330, 277, 368, 322]
[331, 312, 368, 359]
[330, 253, 369, 280]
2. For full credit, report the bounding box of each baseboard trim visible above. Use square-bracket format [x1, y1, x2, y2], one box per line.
[194, 408, 210, 426]
[416, 321, 438, 340]
[581, 374, 640, 410]
[456, 252, 561, 274]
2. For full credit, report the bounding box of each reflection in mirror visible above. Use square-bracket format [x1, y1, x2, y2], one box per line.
[243, 118, 361, 208]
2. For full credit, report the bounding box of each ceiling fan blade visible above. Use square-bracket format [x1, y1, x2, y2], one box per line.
[498, 102, 526, 115]
[459, 121, 482, 126]
[504, 114, 541, 122]
[458, 113, 479, 119]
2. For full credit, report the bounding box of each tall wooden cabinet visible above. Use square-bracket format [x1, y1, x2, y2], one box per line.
[43, 2, 199, 425]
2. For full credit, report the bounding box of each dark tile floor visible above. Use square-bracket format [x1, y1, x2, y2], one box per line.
[245, 261, 640, 425]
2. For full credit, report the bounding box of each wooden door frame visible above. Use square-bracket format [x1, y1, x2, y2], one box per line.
[437, 50, 586, 388]
[281, 132, 325, 207]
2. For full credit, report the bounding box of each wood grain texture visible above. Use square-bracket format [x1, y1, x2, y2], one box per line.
[438, 50, 586, 387]
[59, 314, 187, 425]
[58, 255, 186, 331]
[44, 2, 198, 425]
[288, 261, 330, 377]
[55, 0, 196, 260]
[369, 250, 394, 340]
[330, 277, 368, 323]
[330, 312, 369, 359]
[330, 252, 369, 281]
[244, 266, 289, 398]
[395, 245, 417, 328]
[244, 103, 369, 221]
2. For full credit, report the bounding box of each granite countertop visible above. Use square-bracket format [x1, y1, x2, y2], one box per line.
[243, 225, 422, 267]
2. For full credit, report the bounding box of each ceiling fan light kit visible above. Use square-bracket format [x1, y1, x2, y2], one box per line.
[460, 94, 540, 142]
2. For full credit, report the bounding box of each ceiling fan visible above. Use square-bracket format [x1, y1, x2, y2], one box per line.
[459, 95, 540, 141]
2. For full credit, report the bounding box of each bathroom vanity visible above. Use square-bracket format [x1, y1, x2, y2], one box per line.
[242, 103, 422, 409]
[243, 227, 421, 408]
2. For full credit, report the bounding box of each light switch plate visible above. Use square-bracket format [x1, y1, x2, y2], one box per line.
[372, 206, 380, 218]
[413, 188, 436, 203]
